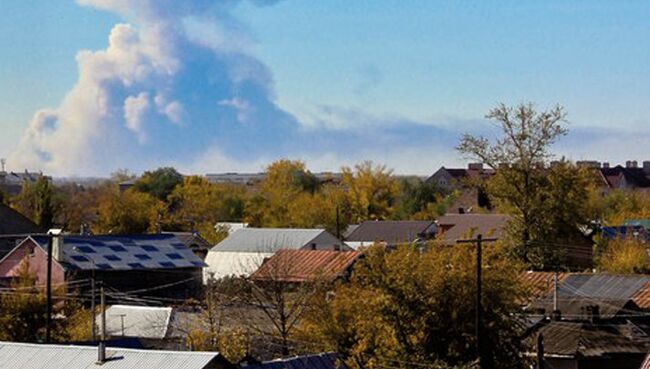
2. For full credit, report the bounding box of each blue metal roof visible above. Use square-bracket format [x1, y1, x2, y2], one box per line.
[32, 234, 206, 271]
[246, 352, 346, 369]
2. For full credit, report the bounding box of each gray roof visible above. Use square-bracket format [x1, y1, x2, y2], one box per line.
[212, 228, 345, 253]
[245, 352, 346, 369]
[0, 341, 224, 369]
[31, 234, 207, 271]
[532, 273, 650, 318]
[345, 220, 435, 243]
[530, 321, 649, 358]
[100, 305, 173, 339]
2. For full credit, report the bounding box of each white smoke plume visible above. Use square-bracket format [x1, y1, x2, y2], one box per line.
[10, 0, 291, 175]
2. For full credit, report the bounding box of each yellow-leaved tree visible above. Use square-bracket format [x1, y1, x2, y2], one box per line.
[341, 161, 399, 222]
[298, 243, 527, 369]
[94, 187, 164, 234]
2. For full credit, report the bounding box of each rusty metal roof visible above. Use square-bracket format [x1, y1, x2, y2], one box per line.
[250, 249, 362, 283]
[633, 283, 650, 309]
[519, 271, 569, 303]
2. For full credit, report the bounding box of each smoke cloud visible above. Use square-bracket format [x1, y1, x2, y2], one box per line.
[8, 0, 487, 177]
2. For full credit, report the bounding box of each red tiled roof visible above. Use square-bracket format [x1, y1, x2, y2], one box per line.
[250, 249, 362, 283]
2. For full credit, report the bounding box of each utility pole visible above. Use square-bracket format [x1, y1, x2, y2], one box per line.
[476, 234, 482, 363]
[45, 235, 53, 343]
[335, 205, 341, 239]
[456, 234, 497, 369]
[91, 268, 96, 341]
[553, 271, 558, 312]
[113, 314, 127, 336]
[98, 283, 106, 364]
[537, 333, 544, 369]
[100, 283, 106, 341]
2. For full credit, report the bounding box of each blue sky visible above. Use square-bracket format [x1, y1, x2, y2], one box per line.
[1, 0, 649, 176]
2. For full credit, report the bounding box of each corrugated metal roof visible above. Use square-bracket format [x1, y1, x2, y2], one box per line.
[204, 251, 274, 280]
[534, 321, 649, 358]
[519, 271, 568, 302]
[100, 305, 172, 339]
[212, 228, 345, 253]
[532, 273, 650, 318]
[245, 352, 346, 369]
[0, 341, 223, 369]
[344, 221, 435, 244]
[250, 250, 362, 283]
[633, 283, 650, 309]
[30, 234, 206, 271]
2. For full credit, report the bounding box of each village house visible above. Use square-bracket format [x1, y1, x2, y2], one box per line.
[344, 220, 436, 249]
[0, 234, 206, 301]
[204, 228, 349, 280]
[426, 163, 494, 212]
[0, 341, 233, 369]
[591, 161, 650, 191]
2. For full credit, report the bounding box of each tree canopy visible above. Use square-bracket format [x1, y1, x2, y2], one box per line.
[298, 243, 527, 369]
[458, 103, 594, 269]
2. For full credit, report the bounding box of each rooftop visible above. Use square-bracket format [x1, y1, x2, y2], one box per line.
[0, 341, 226, 369]
[211, 228, 345, 253]
[30, 234, 206, 271]
[250, 249, 362, 283]
[344, 220, 435, 244]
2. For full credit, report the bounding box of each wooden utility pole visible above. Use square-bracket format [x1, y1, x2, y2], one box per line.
[45, 235, 53, 343]
[456, 234, 497, 369]
[91, 268, 96, 341]
[537, 333, 544, 369]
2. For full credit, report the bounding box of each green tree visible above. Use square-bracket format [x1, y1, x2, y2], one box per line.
[457, 103, 593, 269]
[11, 175, 56, 229]
[298, 243, 527, 369]
[133, 167, 183, 201]
[397, 178, 448, 218]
